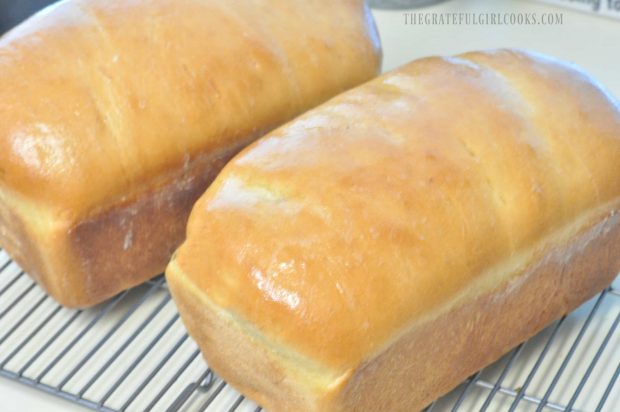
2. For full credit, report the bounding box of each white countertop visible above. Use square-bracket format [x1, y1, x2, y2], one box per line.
[374, 0, 620, 98]
[2, 0, 620, 411]
[0, 377, 86, 412]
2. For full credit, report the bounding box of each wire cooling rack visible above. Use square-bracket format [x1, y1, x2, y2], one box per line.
[0, 249, 619, 412]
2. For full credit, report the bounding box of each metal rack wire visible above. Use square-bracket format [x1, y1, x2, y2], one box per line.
[0, 248, 619, 411]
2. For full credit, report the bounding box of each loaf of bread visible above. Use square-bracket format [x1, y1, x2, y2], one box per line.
[167, 49, 620, 411]
[0, 0, 381, 307]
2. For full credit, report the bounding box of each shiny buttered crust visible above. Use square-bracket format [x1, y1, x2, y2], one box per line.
[0, 0, 381, 307]
[167, 49, 620, 411]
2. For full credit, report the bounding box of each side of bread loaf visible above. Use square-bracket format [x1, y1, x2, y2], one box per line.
[0, 0, 381, 306]
[167, 49, 620, 411]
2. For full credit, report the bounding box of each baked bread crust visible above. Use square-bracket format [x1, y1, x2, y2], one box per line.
[168, 203, 620, 411]
[167, 49, 620, 410]
[0, 0, 381, 306]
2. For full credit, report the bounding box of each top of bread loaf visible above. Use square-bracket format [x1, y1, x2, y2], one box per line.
[170, 49, 620, 376]
[0, 0, 380, 220]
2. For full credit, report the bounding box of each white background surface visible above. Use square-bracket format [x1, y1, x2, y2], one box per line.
[1, 0, 620, 411]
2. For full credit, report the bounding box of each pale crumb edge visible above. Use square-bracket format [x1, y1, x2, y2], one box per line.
[166, 258, 350, 392]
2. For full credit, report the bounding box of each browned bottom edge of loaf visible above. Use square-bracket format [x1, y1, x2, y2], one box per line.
[169, 206, 620, 412]
[0, 134, 261, 308]
[65, 140, 263, 308]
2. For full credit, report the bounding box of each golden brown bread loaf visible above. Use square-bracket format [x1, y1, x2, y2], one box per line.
[166, 49, 620, 411]
[0, 0, 381, 307]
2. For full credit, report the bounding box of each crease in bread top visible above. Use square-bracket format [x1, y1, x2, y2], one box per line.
[172, 49, 620, 375]
[0, 0, 381, 221]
